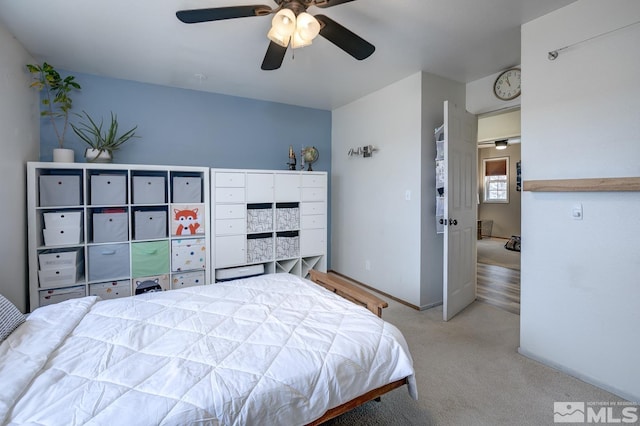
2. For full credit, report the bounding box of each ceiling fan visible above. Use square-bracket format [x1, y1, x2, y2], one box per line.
[176, 0, 375, 70]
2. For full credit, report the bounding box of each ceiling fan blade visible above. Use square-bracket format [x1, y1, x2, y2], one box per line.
[176, 5, 272, 24]
[313, 0, 357, 8]
[315, 14, 375, 60]
[261, 42, 288, 70]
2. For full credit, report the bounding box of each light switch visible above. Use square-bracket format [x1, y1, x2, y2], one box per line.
[405, 190, 411, 201]
[572, 204, 583, 220]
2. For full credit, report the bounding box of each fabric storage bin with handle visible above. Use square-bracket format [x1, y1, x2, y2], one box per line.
[39, 175, 81, 207]
[134, 210, 167, 240]
[93, 212, 128, 243]
[39, 248, 82, 270]
[133, 176, 166, 204]
[276, 231, 299, 259]
[171, 238, 206, 272]
[172, 177, 202, 203]
[247, 233, 273, 263]
[43, 226, 82, 246]
[131, 241, 170, 278]
[90, 175, 126, 205]
[88, 243, 130, 282]
[172, 271, 205, 289]
[89, 280, 131, 300]
[38, 261, 84, 289]
[43, 211, 82, 229]
[39, 285, 85, 307]
[247, 203, 273, 233]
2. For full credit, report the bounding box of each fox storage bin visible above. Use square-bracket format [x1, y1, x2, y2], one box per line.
[171, 238, 206, 272]
[88, 243, 130, 281]
[131, 241, 170, 277]
[90, 175, 126, 205]
[39, 175, 81, 207]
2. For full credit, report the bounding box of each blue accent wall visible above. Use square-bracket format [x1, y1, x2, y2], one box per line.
[39, 71, 333, 268]
[39, 72, 331, 173]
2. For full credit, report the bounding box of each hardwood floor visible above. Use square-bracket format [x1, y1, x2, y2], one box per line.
[476, 263, 520, 315]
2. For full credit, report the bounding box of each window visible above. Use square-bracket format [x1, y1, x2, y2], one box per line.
[483, 157, 509, 203]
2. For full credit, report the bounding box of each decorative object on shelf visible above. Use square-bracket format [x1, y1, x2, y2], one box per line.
[301, 146, 319, 171]
[26, 62, 81, 163]
[493, 68, 521, 101]
[347, 145, 378, 158]
[287, 145, 297, 170]
[70, 110, 139, 163]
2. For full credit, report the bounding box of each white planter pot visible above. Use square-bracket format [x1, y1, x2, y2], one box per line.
[85, 149, 112, 163]
[52, 148, 75, 163]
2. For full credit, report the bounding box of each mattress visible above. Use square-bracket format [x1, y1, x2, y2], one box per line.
[0, 273, 416, 425]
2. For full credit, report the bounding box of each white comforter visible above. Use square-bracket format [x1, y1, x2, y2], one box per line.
[0, 273, 416, 425]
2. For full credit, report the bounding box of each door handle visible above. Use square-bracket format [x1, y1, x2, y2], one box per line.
[449, 218, 458, 226]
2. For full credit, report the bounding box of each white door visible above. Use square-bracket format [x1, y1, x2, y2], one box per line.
[443, 101, 478, 321]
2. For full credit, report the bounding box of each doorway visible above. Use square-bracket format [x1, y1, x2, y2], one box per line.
[475, 108, 521, 314]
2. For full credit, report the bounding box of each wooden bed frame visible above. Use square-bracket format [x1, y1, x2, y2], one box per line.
[307, 271, 410, 425]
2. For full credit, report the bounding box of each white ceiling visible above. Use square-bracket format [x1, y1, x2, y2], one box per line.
[0, 0, 575, 110]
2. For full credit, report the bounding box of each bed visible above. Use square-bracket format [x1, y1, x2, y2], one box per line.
[0, 271, 416, 425]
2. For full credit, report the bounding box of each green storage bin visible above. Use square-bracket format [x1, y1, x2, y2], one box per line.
[131, 241, 170, 277]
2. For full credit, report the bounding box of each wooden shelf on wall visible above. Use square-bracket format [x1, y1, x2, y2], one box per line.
[523, 177, 640, 192]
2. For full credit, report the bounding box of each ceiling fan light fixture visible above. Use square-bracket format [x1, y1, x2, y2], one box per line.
[267, 26, 291, 47]
[296, 12, 320, 41]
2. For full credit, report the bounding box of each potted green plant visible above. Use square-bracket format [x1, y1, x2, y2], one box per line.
[70, 111, 139, 162]
[26, 62, 81, 162]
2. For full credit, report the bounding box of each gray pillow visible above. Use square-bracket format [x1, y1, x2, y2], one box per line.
[0, 294, 25, 342]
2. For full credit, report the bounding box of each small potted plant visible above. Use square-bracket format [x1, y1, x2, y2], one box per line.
[70, 110, 139, 163]
[27, 62, 81, 162]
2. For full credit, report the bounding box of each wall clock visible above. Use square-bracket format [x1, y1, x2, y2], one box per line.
[493, 68, 521, 101]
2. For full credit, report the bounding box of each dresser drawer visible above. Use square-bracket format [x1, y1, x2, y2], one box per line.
[302, 174, 326, 188]
[215, 204, 246, 219]
[301, 187, 325, 202]
[301, 214, 326, 230]
[215, 172, 245, 187]
[301, 202, 326, 216]
[216, 187, 245, 203]
[215, 218, 246, 235]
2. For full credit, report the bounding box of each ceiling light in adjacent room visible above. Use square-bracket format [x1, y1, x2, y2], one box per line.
[495, 139, 509, 150]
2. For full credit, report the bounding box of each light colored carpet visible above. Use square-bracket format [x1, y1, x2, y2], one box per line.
[477, 237, 520, 270]
[324, 299, 625, 426]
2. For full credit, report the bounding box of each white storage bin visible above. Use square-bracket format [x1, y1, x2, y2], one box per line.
[89, 280, 131, 300]
[91, 175, 126, 205]
[172, 271, 205, 289]
[39, 285, 86, 307]
[276, 233, 299, 259]
[88, 243, 130, 281]
[134, 210, 167, 239]
[247, 204, 273, 232]
[133, 176, 166, 204]
[39, 175, 81, 207]
[171, 238, 206, 272]
[39, 262, 84, 289]
[172, 177, 202, 203]
[43, 226, 82, 246]
[276, 204, 299, 231]
[43, 211, 82, 228]
[39, 248, 82, 270]
[93, 212, 128, 243]
[247, 234, 273, 263]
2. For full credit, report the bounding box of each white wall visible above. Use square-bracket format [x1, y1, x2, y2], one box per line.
[331, 72, 464, 308]
[519, 0, 640, 401]
[0, 22, 39, 312]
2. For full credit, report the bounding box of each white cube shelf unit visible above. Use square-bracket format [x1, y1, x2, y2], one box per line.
[27, 162, 211, 310]
[212, 168, 327, 281]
